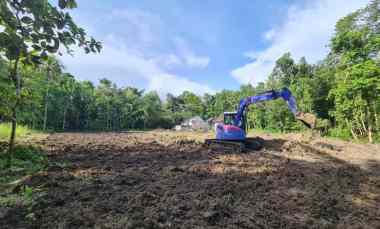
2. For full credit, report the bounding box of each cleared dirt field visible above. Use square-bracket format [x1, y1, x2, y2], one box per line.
[2, 131, 380, 228]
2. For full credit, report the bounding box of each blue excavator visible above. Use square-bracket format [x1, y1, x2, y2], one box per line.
[205, 88, 316, 151]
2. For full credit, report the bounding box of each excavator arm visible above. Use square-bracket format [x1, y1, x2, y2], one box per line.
[233, 88, 299, 127]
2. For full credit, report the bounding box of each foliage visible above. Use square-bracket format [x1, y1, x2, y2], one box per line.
[329, 0, 380, 142]
[0, 0, 101, 63]
[0, 144, 46, 184]
[327, 127, 352, 140]
[0, 0, 379, 142]
[0, 0, 101, 165]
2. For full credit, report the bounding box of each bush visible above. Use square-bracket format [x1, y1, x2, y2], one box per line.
[327, 127, 352, 140]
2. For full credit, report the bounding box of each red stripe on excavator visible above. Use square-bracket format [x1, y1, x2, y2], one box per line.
[224, 125, 241, 132]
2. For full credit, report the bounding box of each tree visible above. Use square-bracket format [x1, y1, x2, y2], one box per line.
[94, 79, 116, 130]
[178, 91, 204, 117]
[202, 93, 216, 120]
[0, 0, 101, 164]
[141, 92, 164, 129]
[269, 52, 298, 87]
[165, 93, 186, 124]
[60, 73, 76, 130]
[330, 0, 380, 142]
[42, 57, 62, 130]
[120, 87, 144, 129]
[72, 81, 95, 130]
[0, 57, 11, 119]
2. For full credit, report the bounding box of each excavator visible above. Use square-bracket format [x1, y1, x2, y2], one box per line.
[205, 88, 317, 152]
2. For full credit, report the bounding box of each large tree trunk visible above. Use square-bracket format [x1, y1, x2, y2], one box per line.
[7, 57, 20, 166]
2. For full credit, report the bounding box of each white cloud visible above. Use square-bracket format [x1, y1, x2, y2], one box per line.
[59, 8, 214, 98]
[152, 54, 183, 70]
[185, 55, 210, 69]
[231, 0, 369, 85]
[60, 38, 214, 98]
[148, 73, 214, 96]
[174, 37, 210, 69]
[109, 8, 163, 48]
[263, 29, 276, 41]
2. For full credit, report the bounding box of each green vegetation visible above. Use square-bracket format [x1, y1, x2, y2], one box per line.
[0, 144, 46, 184]
[0, 0, 101, 162]
[0, 123, 36, 140]
[0, 144, 45, 212]
[0, 185, 35, 214]
[0, 0, 379, 143]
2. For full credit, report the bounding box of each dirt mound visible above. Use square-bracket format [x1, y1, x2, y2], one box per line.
[2, 131, 380, 228]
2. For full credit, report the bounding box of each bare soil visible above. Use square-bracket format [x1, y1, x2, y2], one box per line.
[1, 131, 380, 228]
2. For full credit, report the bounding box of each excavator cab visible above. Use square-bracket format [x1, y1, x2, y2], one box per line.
[223, 112, 247, 133]
[209, 111, 260, 152]
[223, 112, 236, 125]
[213, 112, 248, 142]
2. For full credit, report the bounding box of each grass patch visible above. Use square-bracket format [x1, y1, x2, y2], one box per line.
[0, 143, 47, 217]
[247, 128, 283, 136]
[327, 127, 352, 140]
[0, 144, 47, 185]
[0, 123, 37, 140]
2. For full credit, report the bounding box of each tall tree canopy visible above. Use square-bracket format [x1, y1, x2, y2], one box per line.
[0, 0, 101, 164]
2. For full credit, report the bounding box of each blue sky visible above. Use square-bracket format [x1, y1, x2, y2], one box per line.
[61, 0, 369, 97]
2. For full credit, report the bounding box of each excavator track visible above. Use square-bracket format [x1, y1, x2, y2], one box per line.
[204, 137, 263, 153]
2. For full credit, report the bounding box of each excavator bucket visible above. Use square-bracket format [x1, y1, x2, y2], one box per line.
[295, 112, 317, 129]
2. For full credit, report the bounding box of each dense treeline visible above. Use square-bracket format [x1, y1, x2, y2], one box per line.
[1, 0, 379, 142]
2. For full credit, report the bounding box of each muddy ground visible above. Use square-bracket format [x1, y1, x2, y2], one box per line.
[1, 131, 380, 229]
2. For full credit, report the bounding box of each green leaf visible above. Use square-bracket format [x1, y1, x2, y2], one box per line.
[21, 16, 33, 24]
[40, 51, 48, 61]
[46, 38, 59, 53]
[0, 32, 10, 47]
[31, 55, 42, 65]
[31, 45, 41, 51]
[58, 0, 77, 9]
[58, 0, 66, 9]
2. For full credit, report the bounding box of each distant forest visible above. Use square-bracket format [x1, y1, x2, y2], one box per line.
[1, 0, 379, 142]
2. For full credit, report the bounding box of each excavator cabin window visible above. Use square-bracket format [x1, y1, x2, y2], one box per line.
[223, 112, 236, 125]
